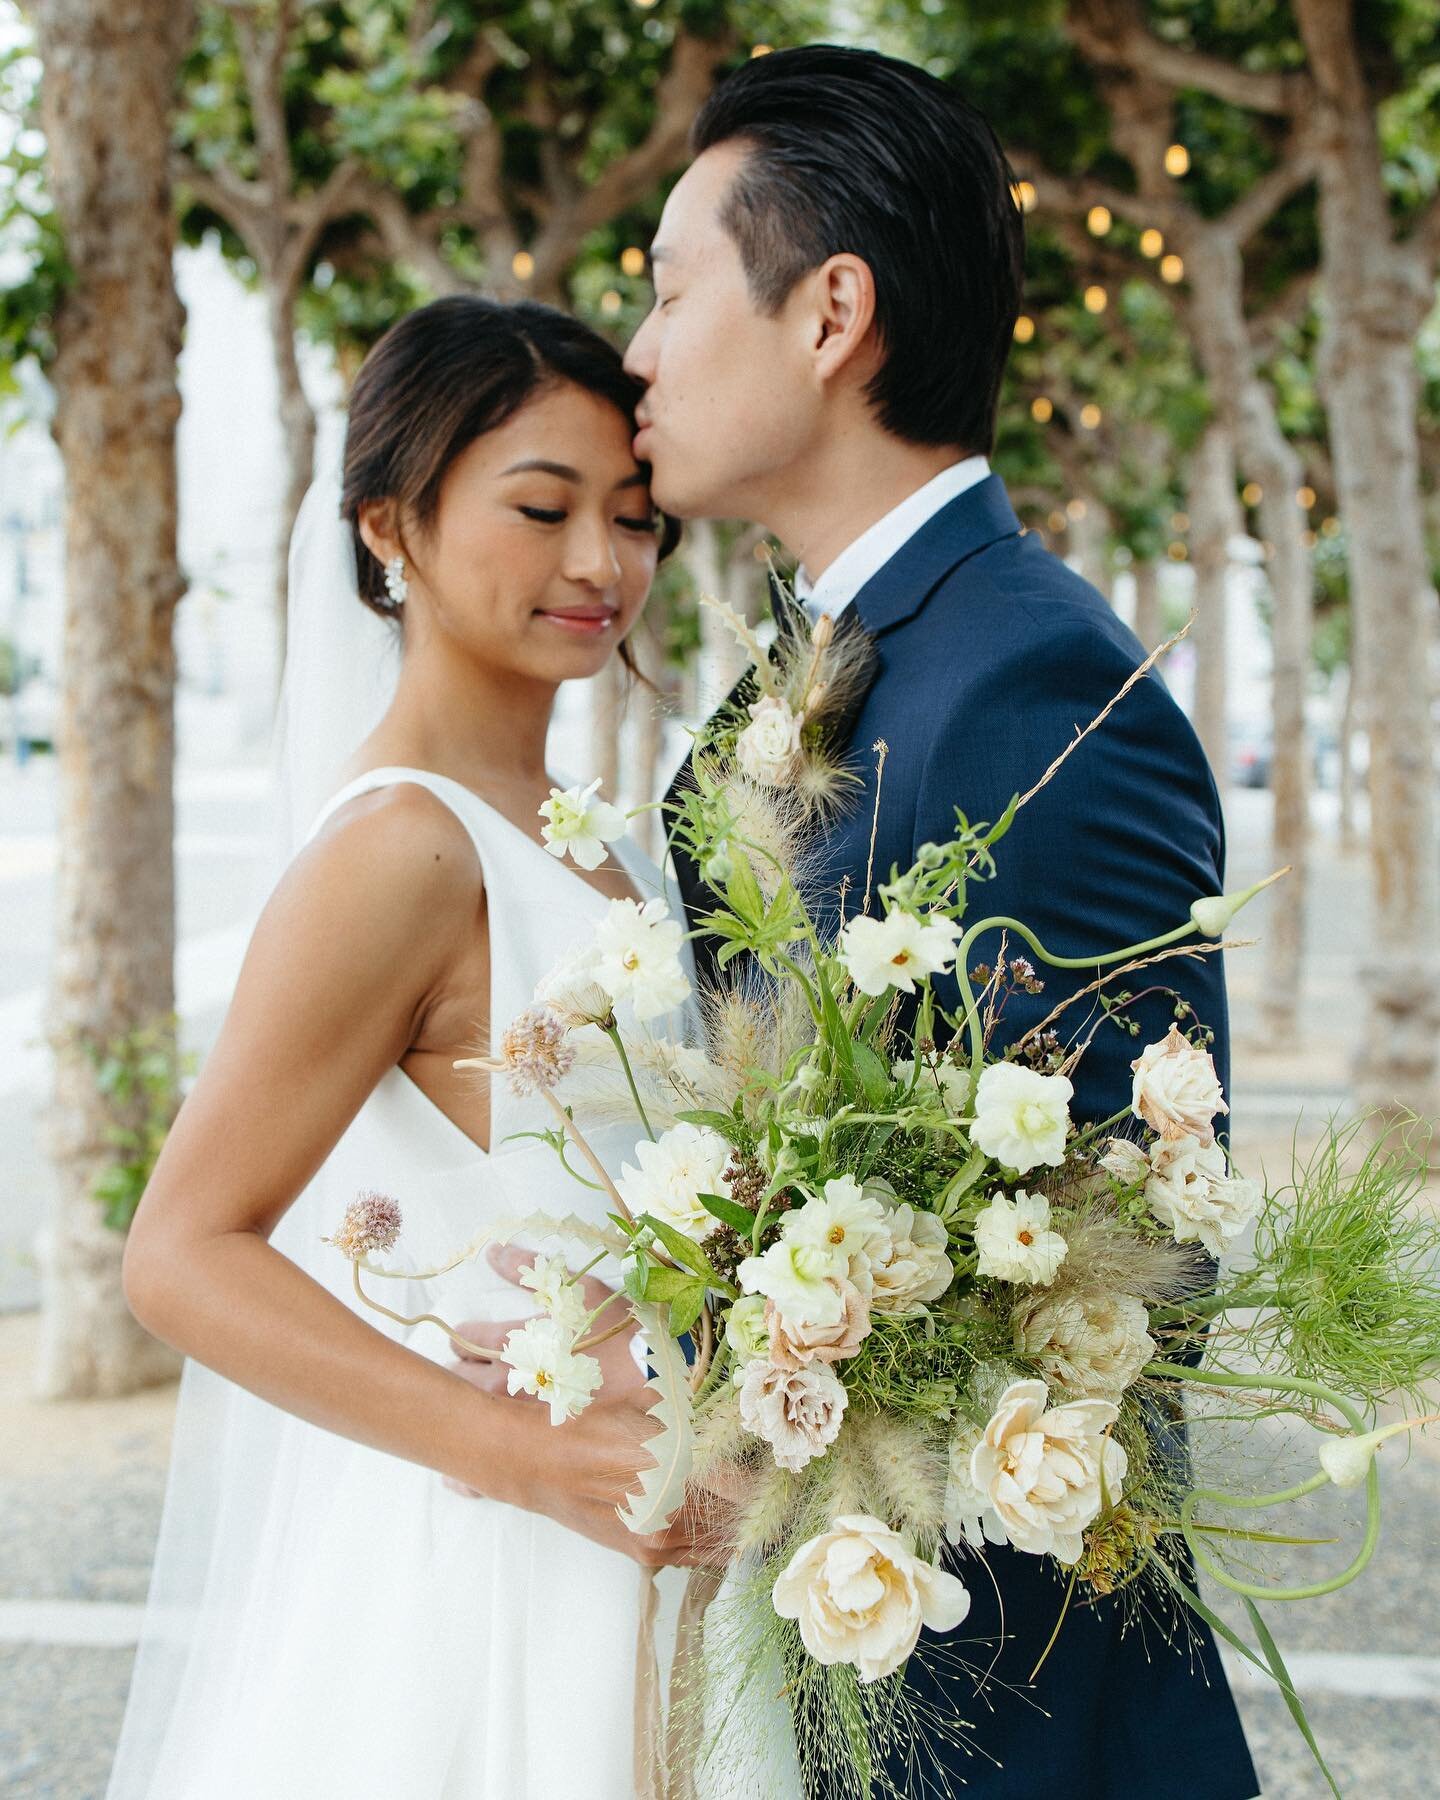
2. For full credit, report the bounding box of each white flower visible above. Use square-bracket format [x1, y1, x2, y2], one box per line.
[1013, 1288, 1155, 1399]
[739, 1236, 849, 1328]
[837, 908, 961, 998]
[500, 1317, 602, 1426]
[1099, 1136, 1151, 1185]
[724, 1294, 771, 1362]
[735, 693, 805, 786]
[868, 1203, 954, 1315]
[738, 1358, 848, 1471]
[537, 776, 626, 871]
[1145, 1137, 1260, 1256]
[973, 1190, 1068, 1285]
[772, 1514, 972, 1683]
[533, 942, 613, 1029]
[766, 1279, 872, 1368]
[617, 1122, 734, 1242]
[970, 1063, 1073, 1174]
[591, 896, 691, 1022]
[971, 1379, 1129, 1563]
[516, 1250, 589, 1335]
[1130, 1023, 1228, 1145]
[783, 1176, 895, 1295]
[893, 1056, 972, 1115]
[943, 1425, 1009, 1549]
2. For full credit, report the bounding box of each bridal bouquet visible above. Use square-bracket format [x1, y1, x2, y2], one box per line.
[332, 600, 1438, 1796]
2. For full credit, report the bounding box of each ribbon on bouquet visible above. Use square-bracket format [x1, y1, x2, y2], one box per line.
[633, 1564, 727, 1799]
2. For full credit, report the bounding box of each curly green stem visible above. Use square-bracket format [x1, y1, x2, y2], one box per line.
[1144, 1359, 1381, 1600]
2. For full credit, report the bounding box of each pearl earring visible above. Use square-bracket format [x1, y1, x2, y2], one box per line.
[384, 555, 409, 607]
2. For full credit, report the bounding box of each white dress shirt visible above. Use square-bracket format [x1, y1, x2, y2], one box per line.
[793, 454, 992, 623]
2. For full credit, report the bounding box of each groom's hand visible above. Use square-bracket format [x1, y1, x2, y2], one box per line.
[442, 1246, 727, 1569]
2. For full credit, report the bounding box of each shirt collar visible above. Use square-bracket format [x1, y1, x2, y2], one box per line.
[793, 454, 992, 620]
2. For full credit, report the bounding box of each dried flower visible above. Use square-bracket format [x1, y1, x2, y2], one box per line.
[326, 1191, 403, 1261]
[1145, 1136, 1260, 1256]
[739, 1358, 849, 1471]
[766, 1278, 873, 1369]
[1013, 1287, 1155, 1399]
[1073, 1503, 1160, 1594]
[1130, 1023, 1228, 1144]
[484, 1006, 576, 1095]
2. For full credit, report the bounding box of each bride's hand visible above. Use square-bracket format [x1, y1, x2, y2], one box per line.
[443, 1247, 723, 1569]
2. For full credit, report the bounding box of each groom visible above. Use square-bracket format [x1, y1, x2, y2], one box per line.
[628, 44, 1259, 1800]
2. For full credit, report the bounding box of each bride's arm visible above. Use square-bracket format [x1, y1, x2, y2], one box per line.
[122, 785, 693, 1565]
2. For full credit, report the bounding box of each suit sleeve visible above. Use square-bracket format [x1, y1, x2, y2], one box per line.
[913, 618, 1231, 1132]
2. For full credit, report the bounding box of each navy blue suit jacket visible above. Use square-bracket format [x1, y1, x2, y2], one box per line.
[666, 475, 1258, 1799]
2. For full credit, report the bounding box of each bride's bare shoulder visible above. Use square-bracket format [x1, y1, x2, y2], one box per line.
[265, 781, 484, 958]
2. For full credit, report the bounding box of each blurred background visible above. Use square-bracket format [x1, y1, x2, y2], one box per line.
[1, 1, 1437, 1794]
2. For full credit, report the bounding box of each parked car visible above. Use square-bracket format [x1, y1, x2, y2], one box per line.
[1228, 721, 1273, 789]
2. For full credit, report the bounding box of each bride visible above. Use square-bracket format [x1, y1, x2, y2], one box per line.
[106, 295, 735, 1798]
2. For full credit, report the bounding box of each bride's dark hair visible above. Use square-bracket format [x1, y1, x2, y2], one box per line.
[341, 296, 680, 660]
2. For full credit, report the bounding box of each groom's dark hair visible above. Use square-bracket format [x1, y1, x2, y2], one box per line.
[691, 44, 1024, 456]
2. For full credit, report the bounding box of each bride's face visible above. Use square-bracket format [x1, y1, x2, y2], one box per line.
[404, 380, 660, 684]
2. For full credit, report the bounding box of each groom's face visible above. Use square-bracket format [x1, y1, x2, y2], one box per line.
[624, 143, 822, 520]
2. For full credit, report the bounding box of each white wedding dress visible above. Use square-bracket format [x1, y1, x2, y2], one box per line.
[106, 764, 799, 1799]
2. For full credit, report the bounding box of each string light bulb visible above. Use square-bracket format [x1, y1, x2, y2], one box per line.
[1087, 205, 1112, 236]
[1083, 284, 1108, 313]
[620, 246, 646, 277]
[751, 43, 772, 56]
[1165, 143, 1191, 177]
[1167, 540, 1188, 561]
[1014, 180, 1037, 213]
[1297, 485, 1316, 509]
[1013, 314, 1035, 343]
[1049, 509, 1067, 533]
[1141, 227, 1164, 258]
[512, 250, 534, 280]
[1160, 254, 1184, 284]
[1080, 403, 1102, 429]
[600, 290, 622, 316]
[1031, 396, 1054, 423]
[1243, 482, 1263, 507]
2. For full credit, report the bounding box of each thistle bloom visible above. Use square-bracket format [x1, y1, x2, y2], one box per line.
[538, 777, 625, 870]
[970, 1062, 1073, 1174]
[973, 1189, 1068, 1285]
[326, 1191, 403, 1261]
[836, 907, 961, 998]
[461, 1006, 575, 1096]
[591, 897, 691, 1022]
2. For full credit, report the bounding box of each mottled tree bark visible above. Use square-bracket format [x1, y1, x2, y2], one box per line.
[1295, 0, 1440, 1115]
[1186, 420, 1236, 794]
[35, 0, 193, 1397]
[1131, 560, 1161, 653]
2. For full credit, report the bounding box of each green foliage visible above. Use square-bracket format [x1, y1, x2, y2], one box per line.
[84, 1019, 192, 1233]
[0, 36, 70, 386]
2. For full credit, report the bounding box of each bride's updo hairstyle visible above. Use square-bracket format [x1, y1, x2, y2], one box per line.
[341, 294, 680, 635]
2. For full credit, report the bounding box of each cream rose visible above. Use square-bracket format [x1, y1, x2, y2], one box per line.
[766, 1279, 872, 1369]
[970, 1379, 1129, 1562]
[1130, 1023, 1228, 1144]
[772, 1514, 972, 1683]
[1145, 1137, 1261, 1256]
[735, 694, 805, 786]
[1013, 1287, 1155, 1399]
[868, 1203, 954, 1314]
[739, 1359, 849, 1471]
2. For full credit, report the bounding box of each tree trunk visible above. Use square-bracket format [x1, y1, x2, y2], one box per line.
[1186, 231, 1312, 1041]
[1070, 495, 1113, 602]
[35, 0, 192, 1397]
[266, 270, 317, 667]
[1131, 560, 1161, 652]
[1186, 420, 1236, 792]
[1336, 661, 1360, 854]
[1296, 0, 1440, 1116]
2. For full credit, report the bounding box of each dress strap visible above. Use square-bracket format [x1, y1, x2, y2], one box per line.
[304, 766, 489, 866]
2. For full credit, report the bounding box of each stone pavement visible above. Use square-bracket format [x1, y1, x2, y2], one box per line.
[3, 786, 1436, 1797]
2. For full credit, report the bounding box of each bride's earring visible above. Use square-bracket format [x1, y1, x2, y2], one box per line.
[384, 555, 409, 607]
